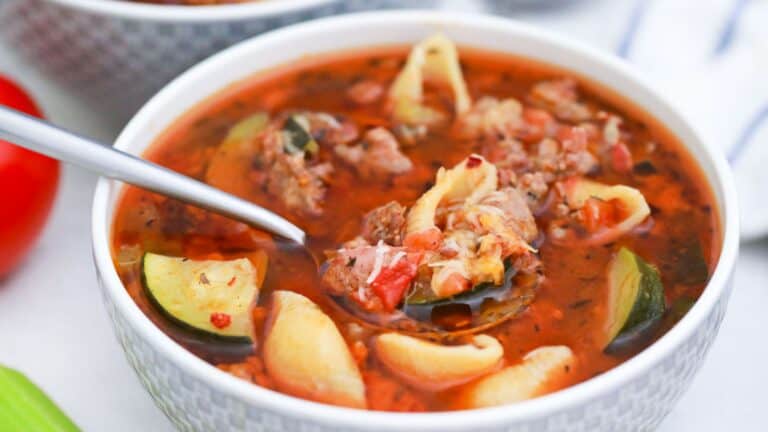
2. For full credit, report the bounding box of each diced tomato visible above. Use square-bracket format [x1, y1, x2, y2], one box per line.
[370, 253, 421, 311]
[582, 197, 619, 232]
[403, 227, 442, 251]
[611, 142, 633, 173]
[436, 272, 472, 298]
[519, 108, 553, 143]
[557, 125, 588, 151]
[210, 312, 232, 329]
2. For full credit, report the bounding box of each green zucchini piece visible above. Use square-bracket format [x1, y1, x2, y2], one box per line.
[604, 248, 665, 352]
[206, 112, 270, 190]
[0, 365, 79, 432]
[142, 253, 264, 342]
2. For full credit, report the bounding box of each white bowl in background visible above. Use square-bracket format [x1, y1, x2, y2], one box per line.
[0, 0, 418, 122]
[91, 11, 739, 432]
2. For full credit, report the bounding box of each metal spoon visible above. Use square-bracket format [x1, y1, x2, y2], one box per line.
[0, 106, 306, 245]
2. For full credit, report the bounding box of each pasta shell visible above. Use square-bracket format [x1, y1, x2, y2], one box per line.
[405, 155, 497, 241]
[456, 345, 574, 408]
[374, 333, 503, 391]
[564, 178, 651, 245]
[263, 291, 366, 408]
[389, 33, 471, 125]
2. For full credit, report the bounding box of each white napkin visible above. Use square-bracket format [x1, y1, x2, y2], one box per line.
[617, 0, 768, 240]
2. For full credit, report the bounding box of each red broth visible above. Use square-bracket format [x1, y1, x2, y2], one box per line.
[111, 46, 720, 411]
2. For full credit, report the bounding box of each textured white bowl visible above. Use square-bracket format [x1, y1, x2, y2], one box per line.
[0, 0, 408, 122]
[91, 11, 739, 432]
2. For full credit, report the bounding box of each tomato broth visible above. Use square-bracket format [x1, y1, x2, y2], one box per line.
[112, 44, 720, 411]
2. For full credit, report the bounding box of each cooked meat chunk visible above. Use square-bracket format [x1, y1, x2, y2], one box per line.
[361, 201, 407, 246]
[335, 127, 413, 178]
[302, 112, 359, 146]
[535, 126, 598, 178]
[529, 78, 592, 122]
[256, 120, 333, 216]
[323, 243, 420, 312]
[516, 172, 549, 207]
[481, 138, 530, 187]
[347, 80, 385, 105]
[476, 187, 538, 243]
[266, 155, 332, 217]
[458, 97, 523, 139]
[459, 97, 559, 145]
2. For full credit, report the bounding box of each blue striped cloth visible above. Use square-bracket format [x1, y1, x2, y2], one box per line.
[616, 0, 767, 239]
[451, 0, 767, 239]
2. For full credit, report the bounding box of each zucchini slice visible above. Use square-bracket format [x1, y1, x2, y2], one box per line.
[604, 247, 665, 351]
[205, 112, 270, 191]
[141, 253, 266, 342]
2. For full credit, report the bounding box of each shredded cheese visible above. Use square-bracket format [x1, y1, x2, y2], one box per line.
[389, 251, 407, 268]
[366, 240, 387, 284]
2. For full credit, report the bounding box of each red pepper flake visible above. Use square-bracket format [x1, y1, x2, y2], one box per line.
[227, 276, 237, 287]
[466, 155, 483, 168]
[210, 312, 231, 329]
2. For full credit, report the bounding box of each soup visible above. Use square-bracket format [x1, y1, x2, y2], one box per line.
[111, 35, 720, 411]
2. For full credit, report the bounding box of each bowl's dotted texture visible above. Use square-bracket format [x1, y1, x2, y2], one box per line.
[0, 0, 415, 122]
[98, 263, 731, 432]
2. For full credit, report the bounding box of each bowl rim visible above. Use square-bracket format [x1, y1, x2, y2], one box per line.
[91, 10, 740, 430]
[47, 0, 337, 23]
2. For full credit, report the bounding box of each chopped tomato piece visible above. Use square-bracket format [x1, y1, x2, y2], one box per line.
[557, 125, 588, 150]
[370, 253, 421, 310]
[611, 142, 633, 173]
[403, 227, 442, 251]
[581, 197, 620, 232]
[519, 108, 553, 143]
[436, 272, 472, 298]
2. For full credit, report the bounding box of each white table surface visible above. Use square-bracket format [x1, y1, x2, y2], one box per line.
[1, 1, 766, 431]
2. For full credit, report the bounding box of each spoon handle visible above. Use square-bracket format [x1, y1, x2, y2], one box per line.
[0, 106, 305, 245]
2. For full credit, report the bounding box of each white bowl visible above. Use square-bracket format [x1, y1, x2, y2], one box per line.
[0, 0, 405, 122]
[91, 11, 739, 432]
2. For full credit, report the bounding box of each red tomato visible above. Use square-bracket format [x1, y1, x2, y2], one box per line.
[370, 253, 421, 311]
[0, 76, 59, 278]
[581, 197, 619, 232]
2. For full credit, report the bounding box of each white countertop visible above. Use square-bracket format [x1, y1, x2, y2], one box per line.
[0, 2, 766, 431]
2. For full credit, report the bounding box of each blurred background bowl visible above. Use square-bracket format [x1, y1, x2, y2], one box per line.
[0, 0, 429, 124]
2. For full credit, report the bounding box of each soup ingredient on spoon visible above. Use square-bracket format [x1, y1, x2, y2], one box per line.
[0, 76, 59, 279]
[323, 155, 542, 320]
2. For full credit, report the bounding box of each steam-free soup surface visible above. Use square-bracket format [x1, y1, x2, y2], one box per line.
[112, 40, 719, 411]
